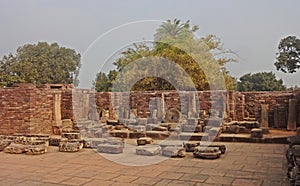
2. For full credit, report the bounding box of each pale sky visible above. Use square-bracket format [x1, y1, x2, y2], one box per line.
[0, 0, 299, 88]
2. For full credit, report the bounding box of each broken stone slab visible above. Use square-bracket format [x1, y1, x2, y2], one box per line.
[251, 128, 263, 138]
[136, 145, 161, 156]
[183, 142, 200, 152]
[83, 138, 107, 148]
[162, 146, 186, 158]
[59, 141, 83, 152]
[4, 143, 27, 154]
[0, 140, 11, 151]
[97, 144, 123, 154]
[26, 145, 47, 155]
[200, 144, 226, 154]
[157, 140, 183, 148]
[193, 147, 221, 159]
[137, 137, 153, 146]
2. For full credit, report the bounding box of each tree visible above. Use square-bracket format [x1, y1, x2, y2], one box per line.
[95, 19, 236, 92]
[237, 72, 286, 92]
[154, 19, 198, 41]
[275, 36, 300, 73]
[0, 42, 81, 87]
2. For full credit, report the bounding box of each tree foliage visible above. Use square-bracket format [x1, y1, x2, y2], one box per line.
[95, 19, 236, 92]
[0, 42, 81, 87]
[275, 36, 300, 73]
[237, 72, 286, 92]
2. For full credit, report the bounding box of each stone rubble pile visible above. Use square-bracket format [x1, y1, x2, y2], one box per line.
[58, 132, 83, 152]
[134, 138, 226, 159]
[1, 134, 49, 155]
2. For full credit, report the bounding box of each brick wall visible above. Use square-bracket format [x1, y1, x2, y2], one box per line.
[0, 84, 299, 135]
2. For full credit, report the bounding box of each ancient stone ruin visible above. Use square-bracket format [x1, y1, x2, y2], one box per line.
[0, 84, 299, 159]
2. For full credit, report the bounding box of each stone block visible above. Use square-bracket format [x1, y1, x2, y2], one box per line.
[137, 137, 153, 146]
[83, 138, 106, 148]
[193, 147, 221, 159]
[251, 128, 263, 138]
[4, 143, 26, 154]
[183, 142, 200, 152]
[162, 147, 186, 158]
[201, 144, 226, 154]
[158, 140, 183, 148]
[0, 140, 11, 151]
[136, 145, 161, 156]
[97, 144, 123, 154]
[26, 145, 47, 155]
[59, 141, 83, 152]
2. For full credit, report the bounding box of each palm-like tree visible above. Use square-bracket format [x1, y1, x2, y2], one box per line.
[154, 19, 199, 41]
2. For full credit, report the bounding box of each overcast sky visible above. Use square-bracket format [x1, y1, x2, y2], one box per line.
[0, 0, 299, 88]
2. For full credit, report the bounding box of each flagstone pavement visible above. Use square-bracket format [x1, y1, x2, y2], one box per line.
[0, 142, 289, 186]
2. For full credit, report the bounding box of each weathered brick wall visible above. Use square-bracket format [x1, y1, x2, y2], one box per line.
[0, 83, 299, 135]
[242, 91, 294, 127]
[0, 84, 54, 135]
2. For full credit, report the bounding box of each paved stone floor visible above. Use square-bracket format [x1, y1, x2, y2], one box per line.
[0, 142, 289, 186]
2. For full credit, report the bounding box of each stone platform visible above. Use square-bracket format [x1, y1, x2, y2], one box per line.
[0, 142, 289, 185]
